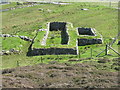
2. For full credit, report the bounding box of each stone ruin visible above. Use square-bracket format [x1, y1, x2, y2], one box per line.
[77, 38, 102, 46]
[27, 22, 104, 55]
[77, 27, 96, 36]
[49, 22, 69, 44]
[49, 22, 66, 31]
[26, 22, 78, 56]
[1, 22, 104, 56]
[27, 48, 78, 56]
[0, 34, 32, 42]
[76, 27, 102, 46]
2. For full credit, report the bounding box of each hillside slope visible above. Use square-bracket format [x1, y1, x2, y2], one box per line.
[2, 61, 119, 88]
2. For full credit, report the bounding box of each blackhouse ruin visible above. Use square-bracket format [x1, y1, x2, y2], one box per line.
[77, 27, 96, 36]
[26, 22, 103, 56]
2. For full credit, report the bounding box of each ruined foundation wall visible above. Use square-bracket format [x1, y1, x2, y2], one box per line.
[28, 48, 78, 56]
[78, 38, 102, 46]
[49, 22, 67, 31]
[77, 28, 96, 36]
[49, 22, 69, 44]
[61, 30, 69, 44]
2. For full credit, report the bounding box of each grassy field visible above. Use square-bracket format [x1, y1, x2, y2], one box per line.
[1, 2, 119, 70]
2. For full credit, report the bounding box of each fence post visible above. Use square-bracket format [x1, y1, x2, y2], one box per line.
[57, 55, 59, 62]
[79, 50, 81, 59]
[91, 48, 92, 58]
[41, 57, 43, 63]
[17, 61, 19, 66]
[105, 44, 108, 55]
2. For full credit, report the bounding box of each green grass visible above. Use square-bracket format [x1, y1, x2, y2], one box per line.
[2, 37, 27, 50]
[47, 31, 61, 45]
[1, 2, 17, 9]
[33, 31, 46, 48]
[2, 3, 118, 37]
[2, 2, 119, 69]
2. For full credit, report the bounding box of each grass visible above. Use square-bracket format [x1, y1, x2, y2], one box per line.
[2, 2, 119, 69]
[47, 31, 61, 45]
[2, 37, 27, 50]
[33, 30, 46, 48]
[1, 2, 17, 9]
[2, 3, 118, 37]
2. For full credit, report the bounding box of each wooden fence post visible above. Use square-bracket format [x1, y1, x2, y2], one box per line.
[79, 50, 81, 59]
[105, 44, 108, 55]
[91, 48, 92, 58]
[57, 55, 59, 62]
[41, 57, 43, 63]
[17, 61, 19, 66]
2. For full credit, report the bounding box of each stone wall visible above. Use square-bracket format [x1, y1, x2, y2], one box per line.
[27, 47, 78, 56]
[77, 27, 96, 36]
[49, 22, 69, 44]
[49, 22, 67, 31]
[0, 34, 32, 42]
[61, 30, 69, 44]
[78, 38, 102, 46]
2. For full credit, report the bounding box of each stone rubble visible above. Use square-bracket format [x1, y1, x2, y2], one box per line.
[0, 34, 33, 42]
[0, 49, 20, 55]
[19, 36, 33, 42]
[0, 34, 18, 37]
[81, 8, 89, 10]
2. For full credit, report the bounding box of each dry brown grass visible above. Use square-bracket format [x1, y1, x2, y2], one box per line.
[2, 62, 119, 88]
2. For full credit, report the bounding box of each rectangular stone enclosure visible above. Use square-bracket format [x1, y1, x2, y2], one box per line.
[77, 27, 96, 36]
[49, 22, 69, 44]
[78, 38, 102, 46]
[49, 22, 67, 31]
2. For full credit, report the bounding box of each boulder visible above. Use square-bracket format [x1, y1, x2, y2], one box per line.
[81, 8, 89, 10]
[9, 49, 15, 52]
[3, 51, 11, 55]
[2, 34, 11, 37]
[19, 36, 25, 39]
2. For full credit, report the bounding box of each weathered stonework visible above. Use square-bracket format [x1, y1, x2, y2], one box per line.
[49, 22, 69, 44]
[77, 27, 96, 36]
[49, 22, 67, 31]
[27, 48, 78, 56]
[78, 38, 102, 46]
